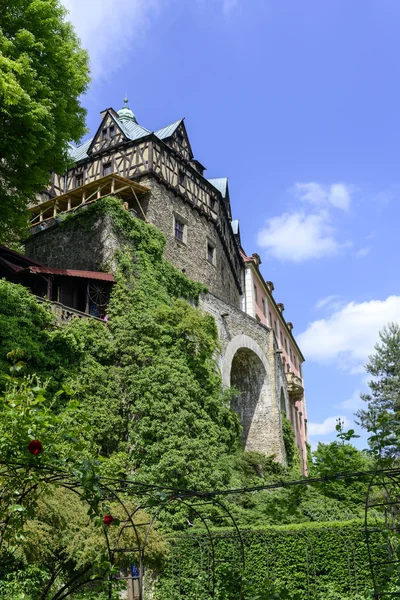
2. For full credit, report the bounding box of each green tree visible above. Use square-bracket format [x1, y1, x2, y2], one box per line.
[0, 0, 89, 244]
[310, 424, 372, 511]
[357, 322, 400, 463]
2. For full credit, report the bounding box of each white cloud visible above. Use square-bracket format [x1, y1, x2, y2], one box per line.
[297, 295, 400, 372]
[315, 295, 341, 310]
[355, 247, 370, 258]
[338, 389, 364, 412]
[61, 0, 161, 79]
[294, 182, 352, 211]
[257, 211, 347, 261]
[308, 416, 351, 436]
[329, 183, 352, 211]
[257, 181, 353, 262]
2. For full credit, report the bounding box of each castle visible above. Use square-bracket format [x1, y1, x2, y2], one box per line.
[23, 98, 308, 473]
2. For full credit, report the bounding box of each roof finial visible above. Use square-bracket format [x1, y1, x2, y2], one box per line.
[118, 95, 137, 124]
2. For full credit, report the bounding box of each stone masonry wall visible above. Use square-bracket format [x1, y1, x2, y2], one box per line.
[25, 206, 287, 465]
[139, 176, 241, 308]
[25, 213, 121, 272]
[201, 292, 287, 463]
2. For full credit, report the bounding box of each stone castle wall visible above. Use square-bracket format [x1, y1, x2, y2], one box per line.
[201, 293, 286, 464]
[139, 176, 241, 308]
[25, 203, 288, 465]
[25, 212, 121, 272]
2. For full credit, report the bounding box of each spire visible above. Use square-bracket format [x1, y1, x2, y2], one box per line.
[118, 95, 137, 123]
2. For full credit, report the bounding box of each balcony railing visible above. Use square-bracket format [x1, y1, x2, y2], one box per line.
[286, 371, 304, 401]
[35, 297, 103, 324]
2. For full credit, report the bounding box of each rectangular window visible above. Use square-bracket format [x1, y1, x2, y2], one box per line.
[253, 285, 258, 304]
[285, 338, 289, 353]
[210, 197, 216, 211]
[299, 363, 302, 378]
[290, 348, 293, 362]
[274, 319, 277, 334]
[102, 128, 108, 140]
[269, 311, 272, 328]
[207, 242, 215, 264]
[103, 162, 112, 176]
[75, 174, 83, 187]
[175, 219, 185, 242]
[262, 298, 266, 316]
[178, 170, 185, 185]
[109, 125, 115, 137]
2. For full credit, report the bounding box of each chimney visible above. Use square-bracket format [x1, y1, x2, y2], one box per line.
[266, 281, 274, 293]
[277, 303, 285, 313]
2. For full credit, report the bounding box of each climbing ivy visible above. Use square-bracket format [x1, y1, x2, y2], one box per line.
[281, 411, 300, 472]
[1, 199, 240, 497]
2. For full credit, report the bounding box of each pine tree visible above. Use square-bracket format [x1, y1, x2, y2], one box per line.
[357, 322, 400, 462]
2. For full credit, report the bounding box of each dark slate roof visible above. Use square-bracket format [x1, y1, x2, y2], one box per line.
[208, 178, 228, 198]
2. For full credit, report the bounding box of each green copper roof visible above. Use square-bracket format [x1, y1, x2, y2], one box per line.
[154, 119, 183, 140]
[68, 107, 185, 163]
[231, 220, 239, 235]
[117, 96, 137, 123]
[208, 178, 228, 198]
[68, 138, 92, 162]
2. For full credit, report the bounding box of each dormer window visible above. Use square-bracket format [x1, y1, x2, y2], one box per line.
[103, 162, 112, 176]
[102, 128, 108, 140]
[109, 125, 115, 137]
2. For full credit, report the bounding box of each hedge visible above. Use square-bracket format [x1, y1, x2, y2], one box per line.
[154, 520, 389, 599]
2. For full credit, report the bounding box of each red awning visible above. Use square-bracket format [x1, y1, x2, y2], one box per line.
[21, 266, 115, 282]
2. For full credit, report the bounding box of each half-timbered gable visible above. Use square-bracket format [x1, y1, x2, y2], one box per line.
[155, 119, 193, 162]
[87, 111, 128, 156]
[32, 98, 244, 303]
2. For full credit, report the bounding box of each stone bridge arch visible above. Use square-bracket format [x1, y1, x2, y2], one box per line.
[222, 335, 278, 456]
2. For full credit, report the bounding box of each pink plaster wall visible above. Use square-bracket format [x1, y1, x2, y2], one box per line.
[251, 268, 308, 473]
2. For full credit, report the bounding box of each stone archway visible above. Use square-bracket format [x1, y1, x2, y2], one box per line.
[222, 335, 274, 455]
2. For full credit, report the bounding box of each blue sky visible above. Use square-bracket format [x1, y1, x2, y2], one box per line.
[62, 0, 400, 449]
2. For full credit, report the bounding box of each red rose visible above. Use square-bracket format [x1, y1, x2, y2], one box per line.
[27, 440, 42, 455]
[103, 514, 114, 527]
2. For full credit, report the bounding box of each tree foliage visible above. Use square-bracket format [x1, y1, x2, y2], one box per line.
[3, 201, 400, 596]
[357, 322, 400, 462]
[0, 0, 89, 244]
